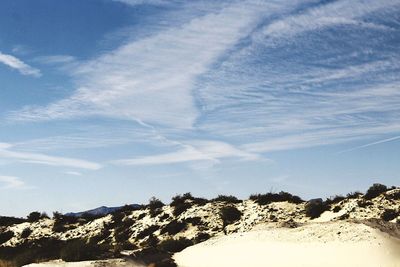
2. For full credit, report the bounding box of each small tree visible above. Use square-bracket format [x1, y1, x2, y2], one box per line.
[27, 211, 41, 222]
[220, 206, 242, 227]
[364, 183, 388, 200]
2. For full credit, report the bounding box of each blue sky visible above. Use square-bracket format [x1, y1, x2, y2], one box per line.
[0, 0, 399, 216]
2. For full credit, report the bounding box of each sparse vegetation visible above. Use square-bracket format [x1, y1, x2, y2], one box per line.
[20, 228, 32, 239]
[250, 191, 303, 205]
[0, 216, 25, 227]
[0, 231, 14, 245]
[364, 183, 388, 200]
[158, 237, 193, 253]
[148, 197, 165, 217]
[137, 225, 160, 240]
[211, 195, 241, 204]
[220, 206, 242, 226]
[160, 220, 187, 235]
[305, 199, 329, 219]
[381, 209, 399, 221]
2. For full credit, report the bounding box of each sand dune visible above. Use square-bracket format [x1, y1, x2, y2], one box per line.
[174, 221, 400, 267]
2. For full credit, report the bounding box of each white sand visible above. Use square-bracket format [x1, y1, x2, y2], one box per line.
[174, 222, 400, 267]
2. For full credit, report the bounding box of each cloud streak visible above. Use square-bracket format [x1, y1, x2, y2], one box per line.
[0, 51, 41, 77]
[0, 175, 25, 189]
[112, 140, 260, 166]
[0, 142, 102, 170]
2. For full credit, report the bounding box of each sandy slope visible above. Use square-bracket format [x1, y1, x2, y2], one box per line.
[174, 221, 400, 267]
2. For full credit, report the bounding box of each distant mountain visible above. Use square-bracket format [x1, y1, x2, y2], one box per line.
[65, 204, 140, 217]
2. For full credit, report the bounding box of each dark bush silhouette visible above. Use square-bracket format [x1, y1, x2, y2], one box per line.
[386, 190, 400, 200]
[80, 212, 102, 223]
[194, 232, 210, 243]
[149, 197, 165, 210]
[305, 199, 329, 219]
[0, 216, 25, 227]
[250, 191, 303, 205]
[364, 183, 388, 200]
[137, 225, 160, 240]
[160, 220, 187, 235]
[172, 202, 191, 217]
[169, 193, 208, 216]
[332, 206, 341, 213]
[159, 213, 170, 221]
[140, 234, 159, 248]
[220, 206, 242, 226]
[60, 239, 104, 262]
[325, 195, 345, 205]
[148, 197, 165, 218]
[211, 195, 241, 204]
[158, 238, 193, 253]
[0, 231, 14, 245]
[27, 211, 41, 222]
[20, 228, 32, 239]
[52, 212, 78, 233]
[347, 191, 362, 199]
[184, 217, 203, 226]
[381, 209, 399, 221]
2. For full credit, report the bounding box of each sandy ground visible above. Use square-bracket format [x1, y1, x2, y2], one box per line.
[174, 221, 400, 267]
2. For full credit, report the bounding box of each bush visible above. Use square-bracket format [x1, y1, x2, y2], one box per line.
[160, 220, 187, 235]
[220, 206, 242, 226]
[0, 216, 25, 227]
[172, 202, 191, 217]
[194, 232, 210, 243]
[250, 191, 303, 205]
[211, 195, 241, 204]
[305, 199, 329, 219]
[20, 228, 32, 239]
[0, 231, 14, 245]
[184, 217, 203, 226]
[347, 191, 362, 199]
[60, 239, 101, 262]
[52, 212, 78, 232]
[385, 190, 400, 200]
[27, 211, 41, 222]
[364, 183, 388, 200]
[381, 209, 399, 221]
[332, 206, 341, 213]
[148, 197, 165, 210]
[136, 225, 160, 240]
[325, 195, 345, 205]
[158, 238, 193, 253]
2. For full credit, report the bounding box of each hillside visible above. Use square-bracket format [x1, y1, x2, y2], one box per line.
[0, 184, 399, 267]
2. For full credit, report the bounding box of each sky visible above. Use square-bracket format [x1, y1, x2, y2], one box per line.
[0, 0, 399, 217]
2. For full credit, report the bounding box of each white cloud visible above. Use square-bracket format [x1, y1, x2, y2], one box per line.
[337, 135, 400, 154]
[0, 142, 102, 170]
[65, 171, 83, 176]
[0, 175, 25, 189]
[10, 1, 268, 128]
[254, 0, 397, 43]
[112, 140, 260, 166]
[0, 51, 41, 77]
[35, 55, 76, 65]
[113, 0, 170, 6]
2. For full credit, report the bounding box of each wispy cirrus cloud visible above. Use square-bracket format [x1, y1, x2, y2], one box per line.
[0, 175, 25, 189]
[112, 140, 261, 166]
[7, 0, 400, 156]
[9, 1, 270, 129]
[0, 51, 41, 77]
[0, 142, 101, 170]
